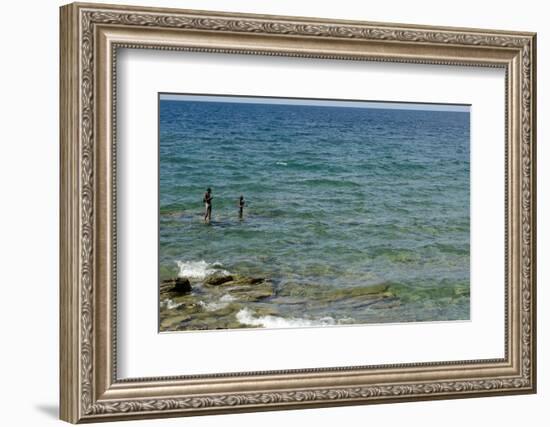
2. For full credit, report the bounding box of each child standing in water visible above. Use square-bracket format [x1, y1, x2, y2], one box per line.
[238, 195, 245, 219]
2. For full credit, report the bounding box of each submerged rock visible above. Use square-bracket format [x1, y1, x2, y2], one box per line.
[160, 313, 193, 330]
[226, 283, 274, 302]
[219, 276, 274, 301]
[162, 301, 252, 331]
[278, 282, 391, 301]
[202, 274, 274, 301]
[230, 276, 265, 285]
[160, 277, 192, 294]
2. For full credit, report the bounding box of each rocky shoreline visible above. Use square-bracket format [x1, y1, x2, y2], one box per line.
[159, 272, 401, 331]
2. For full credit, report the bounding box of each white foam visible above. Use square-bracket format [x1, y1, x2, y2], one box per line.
[199, 294, 236, 311]
[161, 299, 183, 310]
[220, 294, 236, 302]
[236, 308, 336, 329]
[176, 260, 229, 280]
[276, 161, 288, 166]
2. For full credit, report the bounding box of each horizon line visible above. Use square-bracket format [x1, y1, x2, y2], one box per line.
[159, 93, 470, 113]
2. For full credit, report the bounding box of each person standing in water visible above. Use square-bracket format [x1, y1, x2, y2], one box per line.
[238, 195, 245, 219]
[203, 187, 213, 223]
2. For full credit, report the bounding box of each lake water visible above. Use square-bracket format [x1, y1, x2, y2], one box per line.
[159, 98, 470, 330]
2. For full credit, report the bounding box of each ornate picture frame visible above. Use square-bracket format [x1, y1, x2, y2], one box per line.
[60, 2, 536, 423]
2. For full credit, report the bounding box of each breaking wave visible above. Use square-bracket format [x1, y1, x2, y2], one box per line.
[199, 294, 236, 311]
[161, 299, 183, 310]
[236, 308, 336, 329]
[176, 260, 229, 280]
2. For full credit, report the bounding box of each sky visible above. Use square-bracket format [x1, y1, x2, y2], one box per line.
[159, 93, 470, 113]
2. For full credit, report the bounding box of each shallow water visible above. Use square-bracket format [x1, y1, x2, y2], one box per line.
[159, 99, 470, 330]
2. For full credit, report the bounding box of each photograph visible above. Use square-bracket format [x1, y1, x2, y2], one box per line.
[158, 94, 471, 332]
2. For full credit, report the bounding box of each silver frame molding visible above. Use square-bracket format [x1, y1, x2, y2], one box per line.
[60, 2, 537, 423]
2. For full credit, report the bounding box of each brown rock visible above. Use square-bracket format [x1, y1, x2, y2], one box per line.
[204, 274, 234, 286]
[161, 277, 192, 294]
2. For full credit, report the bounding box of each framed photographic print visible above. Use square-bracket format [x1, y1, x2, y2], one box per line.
[157, 93, 472, 332]
[60, 2, 537, 423]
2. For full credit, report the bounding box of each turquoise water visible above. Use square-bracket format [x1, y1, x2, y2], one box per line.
[159, 98, 470, 328]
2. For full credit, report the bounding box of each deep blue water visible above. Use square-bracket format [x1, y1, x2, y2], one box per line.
[159, 98, 470, 327]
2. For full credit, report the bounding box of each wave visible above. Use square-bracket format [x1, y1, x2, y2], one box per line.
[176, 260, 229, 280]
[276, 161, 288, 166]
[199, 294, 236, 311]
[161, 298, 183, 310]
[236, 308, 336, 329]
